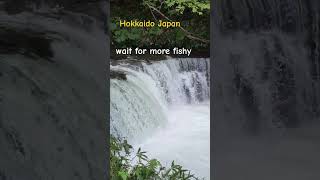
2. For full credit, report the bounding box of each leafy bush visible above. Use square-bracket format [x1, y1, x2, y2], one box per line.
[110, 136, 201, 180]
[143, 0, 210, 15]
[111, 0, 210, 50]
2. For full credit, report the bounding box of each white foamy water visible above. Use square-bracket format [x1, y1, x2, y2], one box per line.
[110, 58, 210, 179]
[136, 102, 210, 179]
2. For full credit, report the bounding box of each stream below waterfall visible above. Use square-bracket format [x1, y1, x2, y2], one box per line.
[110, 58, 210, 179]
[136, 102, 210, 179]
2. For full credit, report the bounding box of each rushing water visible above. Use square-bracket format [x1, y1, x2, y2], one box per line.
[110, 58, 210, 178]
[137, 102, 210, 179]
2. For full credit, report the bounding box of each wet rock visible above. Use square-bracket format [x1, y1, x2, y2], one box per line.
[0, 27, 53, 60]
[110, 71, 126, 80]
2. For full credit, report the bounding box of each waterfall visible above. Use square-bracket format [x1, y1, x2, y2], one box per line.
[212, 2, 320, 179]
[110, 58, 210, 142]
[110, 58, 210, 179]
[212, 0, 320, 134]
[0, 4, 107, 180]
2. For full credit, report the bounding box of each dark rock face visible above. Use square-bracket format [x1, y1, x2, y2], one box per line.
[0, 1, 107, 180]
[110, 70, 126, 80]
[0, 28, 53, 59]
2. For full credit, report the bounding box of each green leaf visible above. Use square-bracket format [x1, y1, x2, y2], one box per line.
[118, 171, 128, 180]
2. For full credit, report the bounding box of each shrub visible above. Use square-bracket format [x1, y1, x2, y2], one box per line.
[110, 136, 201, 180]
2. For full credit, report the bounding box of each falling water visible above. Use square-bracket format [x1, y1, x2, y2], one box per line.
[110, 58, 210, 179]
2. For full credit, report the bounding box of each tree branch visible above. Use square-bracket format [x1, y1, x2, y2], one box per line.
[148, 5, 158, 21]
[146, 3, 209, 44]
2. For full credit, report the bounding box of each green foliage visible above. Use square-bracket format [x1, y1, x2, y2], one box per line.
[111, 0, 210, 50]
[110, 136, 201, 180]
[144, 0, 210, 15]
